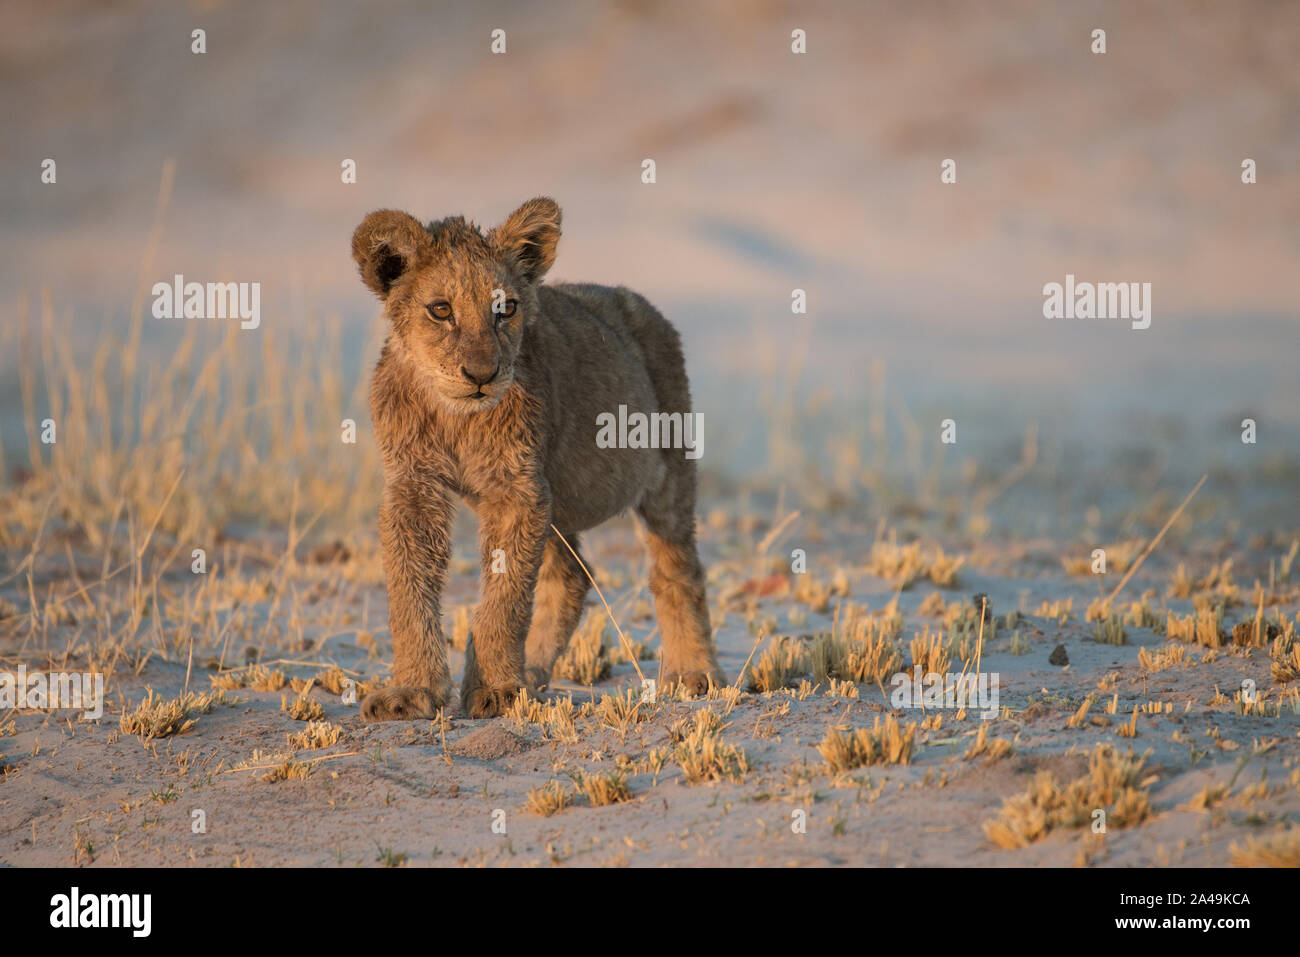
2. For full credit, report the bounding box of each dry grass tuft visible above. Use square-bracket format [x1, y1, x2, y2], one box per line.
[1230, 827, 1300, 867]
[928, 548, 965, 587]
[1034, 598, 1074, 624]
[675, 707, 751, 784]
[286, 721, 344, 750]
[1166, 605, 1225, 648]
[281, 691, 326, 722]
[119, 688, 228, 742]
[1066, 696, 1094, 728]
[1062, 541, 1142, 577]
[983, 744, 1153, 849]
[571, 769, 631, 806]
[908, 627, 950, 677]
[825, 677, 858, 699]
[811, 603, 904, 686]
[1092, 614, 1127, 646]
[918, 591, 950, 617]
[865, 541, 964, 590]
[792, 569, 850, 612]
[1122, 597, 1164, 631]
[964, 722, 1014, 762]
[262, 758, 312, 783]
[595, 686, 650, 736]
[1181, 784, 1229, 811]
[1270, 632, 1300, 683]
[508, 689, 580, 741]
[554, 614, 611, 685]
[744, 635, 810, 692]
[1138, 642, 1188, 672]
[818, 715, 917, 772]
[211, 664, 286, 692]
[507, 688, 546, 725]
[524, 780, 572, 816]
[310, 666, 353, 696]
[1276, 540, 1299, 584]
[1116, 706, 1140, 738]
[1084, 597, 1109, 623]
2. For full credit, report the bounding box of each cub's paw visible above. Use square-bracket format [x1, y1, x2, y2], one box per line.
[360, 686, 444, 722]
[661, 668, 726, 698]
[464, 685, 521, 719]
[524, 666, 552, 694]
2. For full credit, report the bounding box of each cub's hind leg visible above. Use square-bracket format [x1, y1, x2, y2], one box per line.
[637, 465, 725, 697]
[523, 531, 591, 691]
[623, 297, 725, 697]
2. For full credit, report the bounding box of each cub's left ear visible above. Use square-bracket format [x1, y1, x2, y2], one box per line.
[489, 197, 561, 284]
[351, 209, 428, 300]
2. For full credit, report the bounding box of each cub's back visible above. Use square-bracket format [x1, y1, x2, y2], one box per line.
[546, 283, 683, 364]
[528, 283, 682, 529]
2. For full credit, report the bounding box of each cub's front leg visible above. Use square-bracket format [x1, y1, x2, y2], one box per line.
[460, 483, 551, 718]
[361, 475, 455, 721]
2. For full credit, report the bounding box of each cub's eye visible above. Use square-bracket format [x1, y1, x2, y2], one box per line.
[496, 299, 517, 319]
[426, 301, 453, 322]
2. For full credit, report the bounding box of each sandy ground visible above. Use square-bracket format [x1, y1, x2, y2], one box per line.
[2, 492, 1298, 868]
[1, 1, 1298, 869]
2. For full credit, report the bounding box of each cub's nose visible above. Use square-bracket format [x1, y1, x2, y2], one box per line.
[460, 364, 499, 387]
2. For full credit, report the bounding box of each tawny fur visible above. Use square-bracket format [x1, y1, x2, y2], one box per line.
[352, 198, 725, 720]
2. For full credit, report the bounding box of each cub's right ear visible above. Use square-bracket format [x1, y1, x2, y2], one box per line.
[351, 210, 428, 299]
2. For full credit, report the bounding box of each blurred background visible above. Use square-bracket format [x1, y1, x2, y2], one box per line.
[2, 0, 1297, 539]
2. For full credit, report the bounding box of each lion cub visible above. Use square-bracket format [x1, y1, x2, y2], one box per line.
[352, 198, 726, 719]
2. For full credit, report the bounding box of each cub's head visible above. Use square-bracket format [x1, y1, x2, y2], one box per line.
[352, 197, 561, 413]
